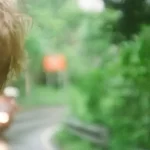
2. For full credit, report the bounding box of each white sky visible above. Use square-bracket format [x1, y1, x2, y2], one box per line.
[77, 0, 105, 13]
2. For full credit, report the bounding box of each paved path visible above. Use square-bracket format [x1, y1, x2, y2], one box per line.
[2, 106, 66, 150]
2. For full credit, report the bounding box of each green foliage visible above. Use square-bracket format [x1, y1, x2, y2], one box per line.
[25, 26, 43, 77]
[26, 0, 82, 50]
[17, 0, 83, 89]
[105, 0, 150, 39]
[79, 9, 121, 56]
[69, 9, 121, 123]
[74, 26, 150, 149]
[18, 0, 150, 149]
[66, 8, 150, 150]
[113, 27, 150, 149]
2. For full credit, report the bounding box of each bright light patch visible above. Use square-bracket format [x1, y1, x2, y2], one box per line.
[77, 0, 105, 13]
[0, 140, 8, 150]
[3, 86, 19, 98]
[0, 112, 9, 124]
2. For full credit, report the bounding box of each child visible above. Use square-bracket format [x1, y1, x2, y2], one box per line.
[0, 0, 31, 92]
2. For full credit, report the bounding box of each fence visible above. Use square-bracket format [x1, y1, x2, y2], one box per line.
[64, 117, 110, 150]
[64, 117, 148, 150]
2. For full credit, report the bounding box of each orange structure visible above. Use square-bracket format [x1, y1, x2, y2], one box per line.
[43, 54, 67, 72]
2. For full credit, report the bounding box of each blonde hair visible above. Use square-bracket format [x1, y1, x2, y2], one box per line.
[0, 0, 31, 91]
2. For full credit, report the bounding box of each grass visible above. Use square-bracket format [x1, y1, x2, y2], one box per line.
[18, 85, 69, 108]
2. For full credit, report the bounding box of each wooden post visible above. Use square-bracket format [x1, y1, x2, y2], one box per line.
[25, 69, 30, 96]
[45, 73, 50, 86]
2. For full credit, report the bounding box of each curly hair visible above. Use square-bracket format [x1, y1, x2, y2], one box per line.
[0, 0, 31, 91]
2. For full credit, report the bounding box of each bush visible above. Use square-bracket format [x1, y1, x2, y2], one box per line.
[68, 13, 150, 149]
[110, 27, 150, 149]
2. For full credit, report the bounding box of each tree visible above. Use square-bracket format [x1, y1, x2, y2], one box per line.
[104, 0, 150, 39]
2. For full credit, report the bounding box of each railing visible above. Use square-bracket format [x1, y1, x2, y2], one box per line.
[64, 117, 148, 150]
[64, 117, 110, 150]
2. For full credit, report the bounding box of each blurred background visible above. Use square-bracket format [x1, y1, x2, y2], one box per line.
[4, 0, 150, 150]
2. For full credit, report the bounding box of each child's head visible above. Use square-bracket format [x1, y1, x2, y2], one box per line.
[0, 0, 30, 91]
